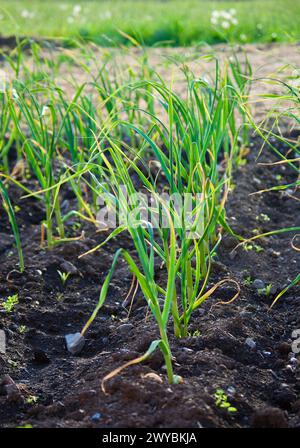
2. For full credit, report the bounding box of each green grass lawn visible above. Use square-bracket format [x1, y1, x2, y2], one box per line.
[0, 0, 299, 46]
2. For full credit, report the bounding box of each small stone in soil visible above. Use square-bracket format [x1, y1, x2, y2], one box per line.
[252, 279, 265, 290]
[182, 347, 194, 353]
[118, 323, 134, 335]
[60, 260, 78, 275]
[227, 386, 236, 396]
[0, 375, 22, 402]
[91, 412, 102, 422]
[245, 337, 256, 350]
[65, 332, 85, 355]
[289, 356, 298, 365]
[5, 383, 23, 403]
[0, 374, 15, 394]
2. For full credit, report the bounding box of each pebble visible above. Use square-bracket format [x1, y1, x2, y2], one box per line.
[0, 375, 23, 402]
[60, 260, 78, 275]
[252, 279, 265, 290]
[212, 261, 228, 274]
[253, 177, 262, 186]
[286, 364, 296, 373]
[5, 383, 23, 402]
[222, 236, 237, 250]
[245, 337, 256, 350]
[0, 374, 15, 393]
[65, 332, 85, 355]
[227, 386, 236, 396]
[91, 412, 102, 422]
[118, 323, 134, 335]
[289, 356, 298, 365]
[182, 347, 194, 353]
[288, 352, 296, 360]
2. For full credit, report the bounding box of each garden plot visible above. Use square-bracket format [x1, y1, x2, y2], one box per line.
[0, 41, 299, 428]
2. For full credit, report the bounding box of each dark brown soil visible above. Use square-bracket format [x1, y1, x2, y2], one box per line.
[0, 136, 299, 428]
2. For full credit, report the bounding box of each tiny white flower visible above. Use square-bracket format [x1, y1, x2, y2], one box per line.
[21, 9, 35, 19]
[229, 8, 237, 16]
[211, 10, 220, 18]
[12, 88, 18, 99]
[73, 5, 82, 16]
[21, 9, 30, 19]
[221, 21, 230, 30]
[231, 18, 238, 26]
[220, 11, 232, 20]
[211, 16, 218, 26]
[202, 75, 211, 85]
[41, 106, 50, 117]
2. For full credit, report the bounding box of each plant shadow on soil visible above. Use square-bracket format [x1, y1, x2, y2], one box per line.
[0, 134, 299, 428]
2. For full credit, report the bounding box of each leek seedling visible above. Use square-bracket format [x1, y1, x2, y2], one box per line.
[0, 179, 24, 272]
[57, 270, 71, 286]
[79, 60, 244, 382]
[271, 274, 300, 308]
[0, 90, 17, 172]
[248, 76, 300, 306]
[8, 81, 85, 246]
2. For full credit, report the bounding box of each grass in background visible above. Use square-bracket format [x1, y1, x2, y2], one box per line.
[0, 0, 299, 46]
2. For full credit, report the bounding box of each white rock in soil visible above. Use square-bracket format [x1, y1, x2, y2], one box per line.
[252, 279, 265, 290]
[65, 332, 85, 355]
[245, 337, 256, 350]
